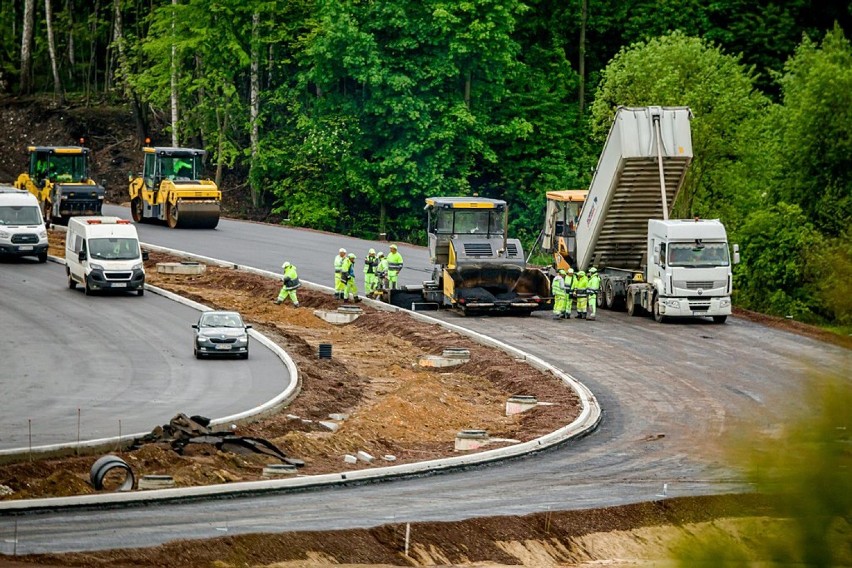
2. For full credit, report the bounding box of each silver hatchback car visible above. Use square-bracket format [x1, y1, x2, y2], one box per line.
[192, 310, 252, 359]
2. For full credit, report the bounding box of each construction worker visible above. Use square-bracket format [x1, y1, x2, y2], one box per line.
[373, 251, 388, 298]
[274, 262, 301, 307]
[572, 270, 590, 319]
[334, 248, 347, 299]
[386, 244, 404, 289]
[587, 267, 601, 320]
[551, 269, 567, 320]
[564, 268, 576, 318]
[341, 252, 360, 302]
[364, 248, 379, 296]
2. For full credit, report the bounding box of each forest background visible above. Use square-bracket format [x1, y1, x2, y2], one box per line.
[1, 0, 850, 329]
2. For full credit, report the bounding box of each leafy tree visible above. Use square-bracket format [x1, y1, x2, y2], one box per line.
[734, 202, 823, 319]
[589, 31, 769, 221]
[773, 26, 852, 238]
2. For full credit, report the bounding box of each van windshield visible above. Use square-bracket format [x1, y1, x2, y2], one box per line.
[0, 205, 42, 226]
[88, 237, 140, 261]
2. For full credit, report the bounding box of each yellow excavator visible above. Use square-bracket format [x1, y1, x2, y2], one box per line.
[540, 189, 587, 271]
[14, 145, 105, 226]
[128, 146, 220, 229]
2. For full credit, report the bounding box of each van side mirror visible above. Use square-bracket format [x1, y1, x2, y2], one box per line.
[191, 324, 199, 329]
[78, 250, 87, 262]
[732, 244, 740, 265]
[142, 250, 149, 261]
[245, 324, 253, 330]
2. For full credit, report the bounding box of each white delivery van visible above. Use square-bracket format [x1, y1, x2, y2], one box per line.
[65, 216, 148, 296]
[0, 186, 49, 263]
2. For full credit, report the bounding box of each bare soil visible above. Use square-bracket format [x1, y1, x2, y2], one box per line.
[0, 233, 579, 502]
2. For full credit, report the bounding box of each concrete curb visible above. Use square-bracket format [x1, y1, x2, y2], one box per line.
[0, 252, 300, 465]
[0, 242, 601, 513]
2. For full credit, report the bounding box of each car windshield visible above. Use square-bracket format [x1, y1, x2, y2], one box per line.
[200, 313, 243, 328]
[667, 242, 730, 267]
[0, 205, 42, 225]
[88, 237, 140, 261]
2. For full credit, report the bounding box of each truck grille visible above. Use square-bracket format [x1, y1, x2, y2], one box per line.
[11, 233, 39, 244]
[463, 242, 493, 256]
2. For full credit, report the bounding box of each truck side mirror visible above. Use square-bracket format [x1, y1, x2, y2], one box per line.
[652, 244, 661, 266]
[78, 250, 87, 262]
[732, 244, 740, 265]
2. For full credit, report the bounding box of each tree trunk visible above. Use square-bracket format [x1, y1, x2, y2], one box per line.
[249, 11, 260, 207]
[45, 0, 65, 104]
[215, 108, 228, 189]
[19, 0, 35, 94]
[170, 0, 179, 146]
[578, 0, 588, 118]
[66, 0, 75, 82]
[464, 70, 471, 108]
[85, 0, 101, 105]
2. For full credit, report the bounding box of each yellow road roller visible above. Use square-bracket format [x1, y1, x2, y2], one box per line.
[128, 146, 220, 229]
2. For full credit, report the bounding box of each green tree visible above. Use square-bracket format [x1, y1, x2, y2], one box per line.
[774, 26, 852, 238]
[734, 202, 823, 319]
[589, 31, 769, 221]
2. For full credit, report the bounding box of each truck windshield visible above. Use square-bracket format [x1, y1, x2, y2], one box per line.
[0, 205, 42, 226]
[667, 242, 729, 267]
[88, 238, 140, 261]
[435, 209, 503, 236]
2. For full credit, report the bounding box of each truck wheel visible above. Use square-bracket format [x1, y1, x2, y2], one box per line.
[605, 281, 619, 310]
[626, 294, 641, 317]
[131, 197, 143, 223]
[653, 295, 666, 323]
[713, 315, 728, 324]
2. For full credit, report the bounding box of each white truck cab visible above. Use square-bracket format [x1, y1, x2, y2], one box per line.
[65, 216, 148, 296]
[0, 186, 49, 263]
[641, 218, 738, 323]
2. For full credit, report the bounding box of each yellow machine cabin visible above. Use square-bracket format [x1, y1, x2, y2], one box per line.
[14, 146, 105, 225]
[541, 189, 587, 271]
[128, 147, 220, 229]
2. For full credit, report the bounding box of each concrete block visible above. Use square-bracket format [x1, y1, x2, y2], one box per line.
[138, 475, 175, 490]
[318, 420, 340, 432]
[156, 262, 206, 275]
[343, 454, 358, 464]
[357, 451, 374, 463]
[328, 413, 349, 421]
[455, 429, 489, 451]
[262, 464, 298, 477]
[418, 354, 466, 368]
[382, 455, 397, 462]
[314, 310, 360, 324]
[506, 395, 538, 416]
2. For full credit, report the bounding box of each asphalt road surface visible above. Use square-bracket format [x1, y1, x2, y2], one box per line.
[1, 208, 848, 554]
[0, 257, 291, 451]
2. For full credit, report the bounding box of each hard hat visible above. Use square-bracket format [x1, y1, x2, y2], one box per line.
[369, 248, 376, 255]
[589, 267, 597, 274]
[282, 261, 291, 269]
[389, 243, 398, 250]
[348, 253, 356, 259]
[558, 269, 567, 276]
[339, 248, 346, 253]
[377, 251, 385, 257]
[577, 271, 585, 277]
[567, 268, 574, 274]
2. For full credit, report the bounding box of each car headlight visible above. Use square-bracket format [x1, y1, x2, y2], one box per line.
[0, 230, 9, 239]
[39, 229, 47, 238]
[90, 263, 105, 271]
[235, 335, 248, 345]
[132, 263, 143, 270]
[196, 334, 210, 342]
[665, 299, 681, 308]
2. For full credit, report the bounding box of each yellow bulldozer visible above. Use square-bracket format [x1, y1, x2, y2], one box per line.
[14, 145, 105, 226]
[388, 197, 552, 315]
[128, 146, 220, 229]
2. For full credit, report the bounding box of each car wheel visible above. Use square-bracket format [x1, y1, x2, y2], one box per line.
[713, 315, 728, 324]
[194, 348, 202, 359]
[137, 288, 144, 297]
[84, 277, 93, 296]
[68, 272, 77, 290]
[240, 351, 249, 360]
[37, 251, 48, 263]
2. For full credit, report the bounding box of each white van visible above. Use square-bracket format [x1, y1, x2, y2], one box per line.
[0, 186, 49, 263]
[65, 216, 148, 296]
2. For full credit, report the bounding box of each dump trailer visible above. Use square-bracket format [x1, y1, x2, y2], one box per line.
[128, 147, 220, 229]
[387, 197, 551, 315]
[543, 106, 738, 323]
[14, 146, 105, 226]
